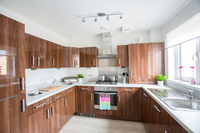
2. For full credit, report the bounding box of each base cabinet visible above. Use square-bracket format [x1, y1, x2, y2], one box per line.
[142, 89, 187, 133]
[0, 94, 27, 133]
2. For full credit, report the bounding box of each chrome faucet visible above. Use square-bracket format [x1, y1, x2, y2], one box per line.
[188, 90, 194, 100]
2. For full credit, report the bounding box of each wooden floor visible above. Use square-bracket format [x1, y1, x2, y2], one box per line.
[59, 116, 147, 133]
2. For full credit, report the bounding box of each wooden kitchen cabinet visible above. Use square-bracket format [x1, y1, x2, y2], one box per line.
[47, 42, 59, 68]
[27, 106, 50, 133]
[75, 86, 94, 114]
[117, 45, 128, 67]
[80, 47, 98, 67]
[25, 34, 47, 69]
[142, 89, 187, 133]
[128, 43, 164, 84]
[0, 94, 27, 133]
[118, 88, 142, 121]
[0, 14, 26, 99]
[58, 45, 65, 68]
[65, 47, 79, 67]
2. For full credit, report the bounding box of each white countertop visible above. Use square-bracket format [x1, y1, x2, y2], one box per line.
[26, 82, 200, 133]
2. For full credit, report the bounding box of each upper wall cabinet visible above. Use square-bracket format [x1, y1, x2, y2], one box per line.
[65, 47, 79, 67]
[80, 47, 98, 67]
[117, 45, 128, 67]
[25, 34, 47, 69]
[58, 45, 65, 68]
[47, 42, 61, 68]
[0, 14, 26, 99]
[128, 42, 164, 84]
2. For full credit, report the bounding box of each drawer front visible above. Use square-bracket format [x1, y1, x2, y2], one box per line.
[62, 87, 75, 96]
[51, 92, 63, 103]
[76, 86, 94, 92]
[27, 97, 49, 116]
[118, 87, 135, 93]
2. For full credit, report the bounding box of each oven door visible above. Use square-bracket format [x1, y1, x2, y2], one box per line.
[94, 91, 117, 110]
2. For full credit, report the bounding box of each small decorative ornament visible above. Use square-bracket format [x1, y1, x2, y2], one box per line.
[190, 66, 195, 85]
[178, 66, 183, 82]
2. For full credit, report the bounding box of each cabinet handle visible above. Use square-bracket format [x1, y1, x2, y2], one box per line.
[91, 94, 93, 100]
[165, 130, 168, 133]
[119, 59, 120, 65]
[37, 57, 40, 66]
[154, 105, 161, 113]
[130, 70, 132, 77]
[54, 95, 61, 99]
[123, 90, 131, 92]
[119, 95, 120, 102]
[32, 56, 34, 66]
[93, 60, 95, 66]
[52, 58, 55, 66]
[20, 77, 24, 90]
[35, 103, 45, 109]
[21, 99, 25, 112]
[65, 99, 67, 106]
[143, 93, 147, 97]
[51, 106, 54, 115]
[81, 88, 88, 90]
[47, 109, 49, 119]
[68, 90, 72, 93]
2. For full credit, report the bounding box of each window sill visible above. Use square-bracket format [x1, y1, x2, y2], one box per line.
[166, 79, 200, 92]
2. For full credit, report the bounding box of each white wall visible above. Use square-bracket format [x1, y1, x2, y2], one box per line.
[0, 5, 68, 46]
[68, 32, 150, 54]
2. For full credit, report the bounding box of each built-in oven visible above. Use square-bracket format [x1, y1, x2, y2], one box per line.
[94, 86, 117, 110]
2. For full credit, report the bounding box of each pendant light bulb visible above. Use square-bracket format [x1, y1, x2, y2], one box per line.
[120, 15, 122, 19]
[94, 17, 97, 22]
[106, 16, 109, 21]
[82, 18, 86, 23]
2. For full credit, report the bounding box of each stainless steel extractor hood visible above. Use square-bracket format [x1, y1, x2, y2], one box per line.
[97, 32, 116, 59]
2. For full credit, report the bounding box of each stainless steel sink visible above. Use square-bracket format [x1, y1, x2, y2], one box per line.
[162, 98, 200, 111]
[148, 88, 200, 112]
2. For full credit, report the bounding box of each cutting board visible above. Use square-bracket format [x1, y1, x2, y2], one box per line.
[39, 85, 63, 92]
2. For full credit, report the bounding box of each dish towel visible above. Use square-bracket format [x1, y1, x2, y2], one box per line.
[100, 93, 111, 110]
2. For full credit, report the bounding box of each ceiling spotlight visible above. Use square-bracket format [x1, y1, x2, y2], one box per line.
[82, 18, 86, 23]
[120, 15, 122, 19]
[106, 16, 109, 21]
[94, 17, 97, 22]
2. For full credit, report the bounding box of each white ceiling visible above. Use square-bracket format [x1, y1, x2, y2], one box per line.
[0, 0, 190, 39]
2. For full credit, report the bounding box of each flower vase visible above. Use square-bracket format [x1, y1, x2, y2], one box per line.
[179, 69, 183, 82]
[190, 69, 195, 85]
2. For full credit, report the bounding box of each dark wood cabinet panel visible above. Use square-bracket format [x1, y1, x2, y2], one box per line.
[65, 47, 73, 67]
[118, 88, 142, 121]
[47, 42, 58, 68]
[117, 45, 128, 67]
[0, 14, 26, 99]
[27, 106, 50, 133]
[75, 86, 94, 114]
[25, 34, 47, 69]
[59, 45, 64, 68]
[0, 94, 27, 133]
[128, 42, 164, 84]
[72, 47, 79, 67]
[142, 89, 188, 133]
[80, 47, 98, 67]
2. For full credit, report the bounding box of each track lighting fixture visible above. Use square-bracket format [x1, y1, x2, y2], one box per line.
[106, 16, 109, 21]
[94, 17, 97, 22]
[80, 12, 123, 23]
[82, 18, 86, 23]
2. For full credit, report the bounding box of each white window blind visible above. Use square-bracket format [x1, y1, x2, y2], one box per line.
[166, 12, 200, 48]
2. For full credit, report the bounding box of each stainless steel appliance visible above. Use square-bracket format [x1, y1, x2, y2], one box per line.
[98, 75, 105, 81]
[95, 80, 117, 85]
[94, 86, 117, 110]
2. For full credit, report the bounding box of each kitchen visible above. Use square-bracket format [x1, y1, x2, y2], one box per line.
[0, 0, 200, 133]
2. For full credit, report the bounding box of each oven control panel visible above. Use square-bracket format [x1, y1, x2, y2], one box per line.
[94, 86, 117, 92]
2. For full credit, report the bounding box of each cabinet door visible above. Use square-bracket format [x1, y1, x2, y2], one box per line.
[65, 47, 73, 67]
[50, 99, 63, 133]
[27, 106, 50, 133]
[0, 94, 27, 133]
[87, 47, 98, 67]
[118, 88, 142, 121]
[0, 14, 26, 99]
[76, 90, 94, 114]
[59, 45, 64, 68]
[72, 47, 79, 67]
[117, 45, 128, 67]
[79, 48, 87, 67]
[71, 89, 76, 115]
[128, 43, 164, 84]
[38, 38, 47, 68]
[47, 41, 53, 68]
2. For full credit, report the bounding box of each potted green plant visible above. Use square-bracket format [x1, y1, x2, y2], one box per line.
[155, 74, 167, 86]
[76, 74, 84, 82]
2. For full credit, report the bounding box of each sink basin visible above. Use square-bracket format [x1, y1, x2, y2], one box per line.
[162, 98, 200, 111]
